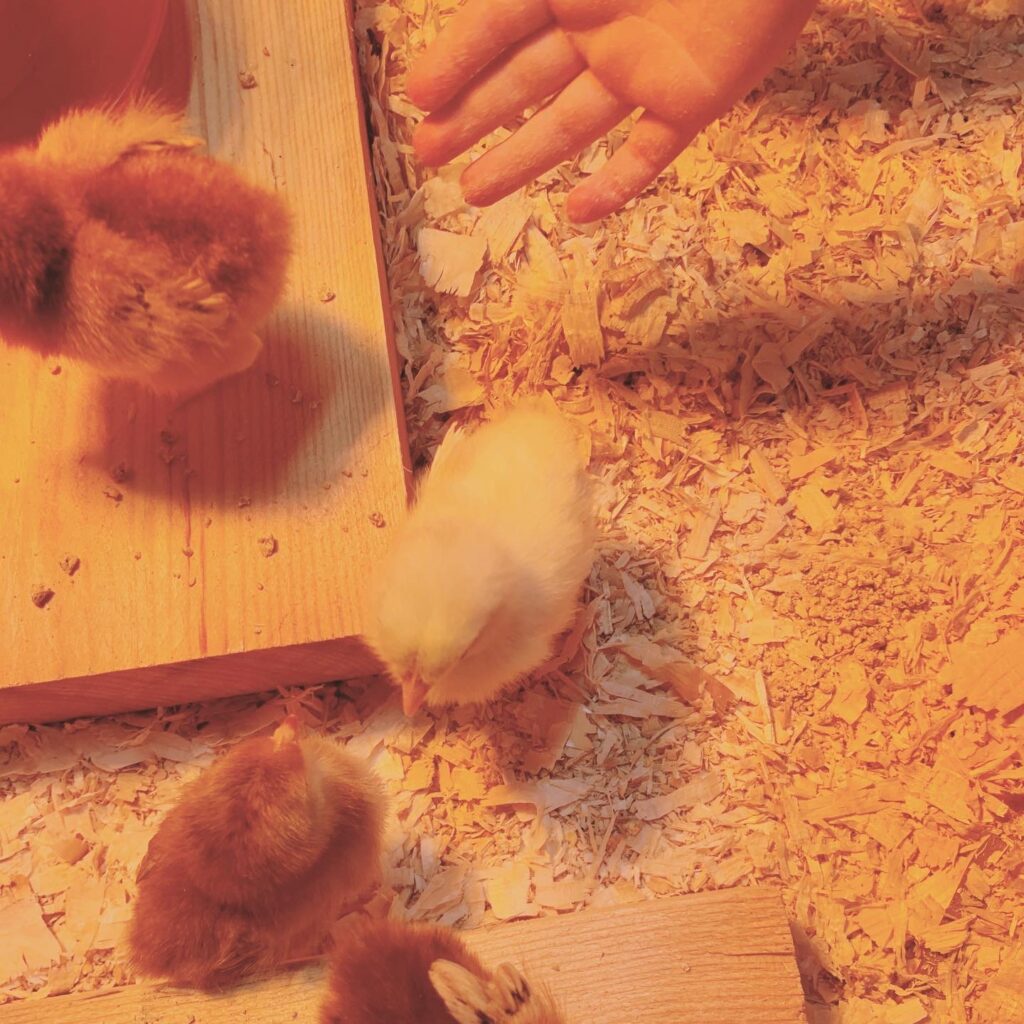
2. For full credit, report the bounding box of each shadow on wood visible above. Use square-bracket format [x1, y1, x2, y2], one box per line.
[87, 306, 394, 507]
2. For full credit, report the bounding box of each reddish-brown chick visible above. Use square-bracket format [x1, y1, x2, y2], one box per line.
[129, 717, 385, 991]
[322, 918, 565, 1024]
[0, 101, 290, 393]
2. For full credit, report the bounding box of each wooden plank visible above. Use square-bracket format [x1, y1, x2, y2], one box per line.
[0, 0, 409, 724]
[0, 890, 806, 1023]
[466, 888, 805, 1024]
[0, 638, 383, 724]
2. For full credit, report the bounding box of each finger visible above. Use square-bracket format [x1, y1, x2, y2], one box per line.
[460, 70, 630, 209]
[406, 0, 552, 112]
[565, 111, 690, 222]
[415, 26, 585, 167]
[547, 0, 645, 31]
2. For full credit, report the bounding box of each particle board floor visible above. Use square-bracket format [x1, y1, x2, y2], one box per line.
[0, 0, 408, 723]
[0, 890, 804, 1024]
[2, 2, 1024, 1024]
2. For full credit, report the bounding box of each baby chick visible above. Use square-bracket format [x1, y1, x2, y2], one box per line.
[322, 918, 565, 1024]
[0, 100, 291, 393]
[129, 716, 385, 990]
[366, 397, 595, 716]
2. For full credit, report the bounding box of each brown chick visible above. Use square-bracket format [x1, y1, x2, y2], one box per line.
[322, 918, 566, 1024]
[129, 716, 385, 991]
[0, 100, 291, 393]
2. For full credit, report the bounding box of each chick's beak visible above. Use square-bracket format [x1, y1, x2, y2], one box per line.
[401, 674, 429, 717]
[271, 713, 300, 750]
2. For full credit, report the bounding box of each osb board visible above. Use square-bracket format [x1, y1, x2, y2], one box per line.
[0, 0, 408, 724]
[2, 1, 1024, 1024]
[0, 889, 804, 1024]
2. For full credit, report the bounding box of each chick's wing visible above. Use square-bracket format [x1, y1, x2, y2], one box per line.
[82, 150, 291, 327]
[68, 219, 231, 372]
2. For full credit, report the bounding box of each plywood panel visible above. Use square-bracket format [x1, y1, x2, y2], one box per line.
[0, 890, 806, 1023]
[0, 0, 409, 724]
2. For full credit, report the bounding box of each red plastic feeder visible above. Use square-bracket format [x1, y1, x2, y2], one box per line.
[0, 0, 190, 148]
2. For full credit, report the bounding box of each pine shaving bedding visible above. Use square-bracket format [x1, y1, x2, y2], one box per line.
[2, 1, 1024, 1020]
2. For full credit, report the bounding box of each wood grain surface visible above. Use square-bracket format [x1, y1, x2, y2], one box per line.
[0, 0, 409, 724]
[0, 889, 806, 1024]
[467, 888, 806, 1024]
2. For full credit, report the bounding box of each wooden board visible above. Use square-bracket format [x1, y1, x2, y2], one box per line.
[465, 888, 805, 1023]
[0, 889, 806, 1023]
[0, 0, 409, 724]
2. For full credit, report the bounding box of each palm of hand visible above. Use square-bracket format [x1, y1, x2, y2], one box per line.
[408, 0, 816, 221]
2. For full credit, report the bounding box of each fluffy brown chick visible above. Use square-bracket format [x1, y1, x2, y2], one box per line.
[322, 918, 566, 1024]
[0, 101, 290, 393]
[129, 716, 385, 991]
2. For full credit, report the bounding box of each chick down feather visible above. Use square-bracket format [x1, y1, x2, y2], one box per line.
[366, 397, 595, 714]
[129, 717, 385, 990]
[0, 101, 290, 393]
[322, 918, 566, 1024]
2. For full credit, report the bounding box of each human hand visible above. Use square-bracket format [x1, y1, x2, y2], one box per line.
[407, 0, 817, 222]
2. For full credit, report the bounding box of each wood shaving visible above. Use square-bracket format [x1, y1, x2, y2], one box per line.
[0, 882, 63, 983]
[352, 0, 1024, 1019]
[417, 227, 487, 296]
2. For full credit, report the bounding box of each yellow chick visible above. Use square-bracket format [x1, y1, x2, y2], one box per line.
[366, 397, 595, 716]
[0, 100, 291, 394]
[322, 918, 566, 1024]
